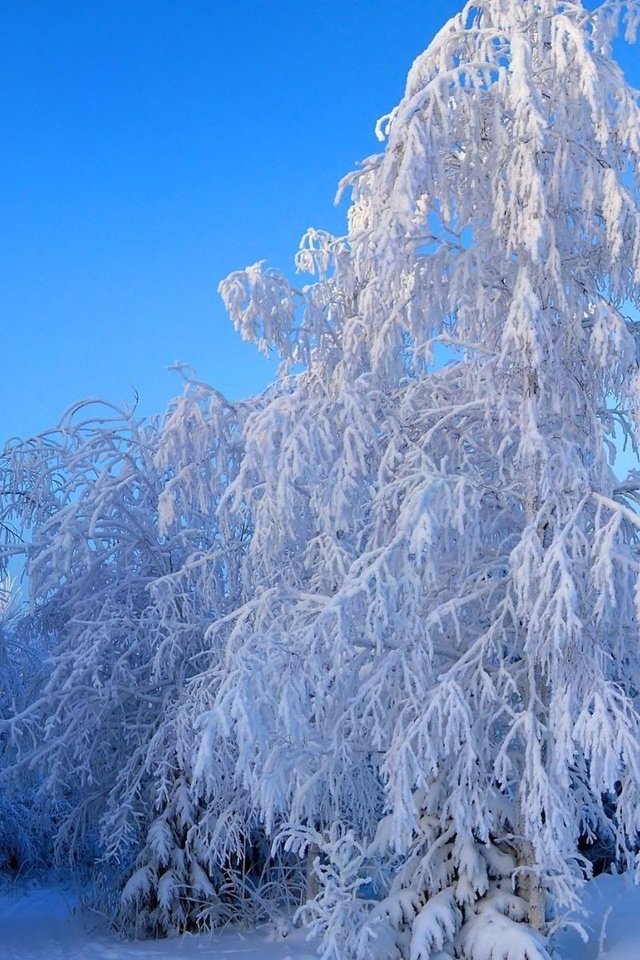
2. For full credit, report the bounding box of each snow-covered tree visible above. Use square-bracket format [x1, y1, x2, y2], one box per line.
[190, 0, 640, 956]
[0, 381, 286, 930]
[0, 578, 55, 879]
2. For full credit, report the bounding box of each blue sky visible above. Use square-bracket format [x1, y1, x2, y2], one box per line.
[0, 0, 461, 439]
[1, 1, 639, 443]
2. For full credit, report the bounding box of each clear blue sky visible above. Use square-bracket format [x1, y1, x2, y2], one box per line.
[1, 1, 639, 442]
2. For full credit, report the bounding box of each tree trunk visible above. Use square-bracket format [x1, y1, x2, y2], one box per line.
[305, 843, 320, 901]
[513, 838, 545, 931]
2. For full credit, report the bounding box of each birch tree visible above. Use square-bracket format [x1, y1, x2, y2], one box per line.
[196, 1, 640, 956]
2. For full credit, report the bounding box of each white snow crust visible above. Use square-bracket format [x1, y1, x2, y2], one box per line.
[0, 883, 317, 960]
[555, 873, 640, 960]
[2, 873, 640, 959]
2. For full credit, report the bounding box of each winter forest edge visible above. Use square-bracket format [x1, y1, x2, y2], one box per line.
[3, 1, 640, 958]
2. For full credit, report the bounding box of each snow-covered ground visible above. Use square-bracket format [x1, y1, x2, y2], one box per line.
[555, 873, 640, 959]
[0, 883, 318, 960]
[1, 873, 640, 959]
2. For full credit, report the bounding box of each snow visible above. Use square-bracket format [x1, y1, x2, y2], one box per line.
[3, 873, 640, 959]
[555, 873, 640, 960]
[0, 883, 317, 960]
